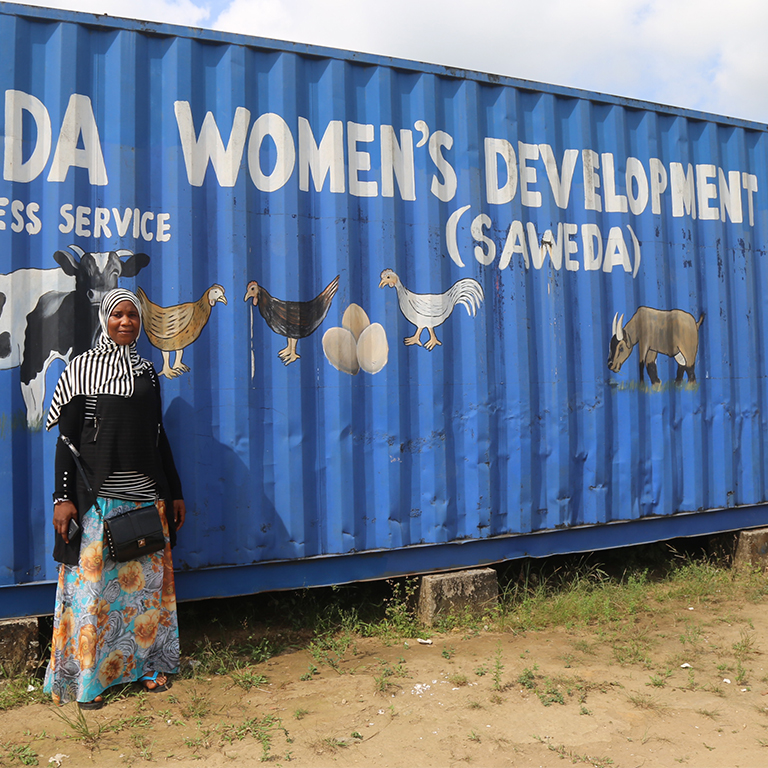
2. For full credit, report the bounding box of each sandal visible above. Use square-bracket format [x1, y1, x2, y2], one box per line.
[139, 671, 171, 693]
[78, 696, 104, 710]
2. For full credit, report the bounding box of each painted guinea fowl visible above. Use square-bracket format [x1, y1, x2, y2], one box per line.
[137, 285, 227, 378]
[244, 275, 340, 365]
[379, 268, 484, 350]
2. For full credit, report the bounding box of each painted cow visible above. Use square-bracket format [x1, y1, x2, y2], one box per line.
[0, 246, 149, 427]
[607, 307, 705, 386]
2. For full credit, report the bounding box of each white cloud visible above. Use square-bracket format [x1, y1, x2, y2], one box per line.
[7, 0, 768, 122]
[210, 0, 768, 121]
[9, 0, 211, 27]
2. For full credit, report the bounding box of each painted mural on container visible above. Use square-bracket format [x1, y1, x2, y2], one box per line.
[0, 247, 149, 428]
[607, 309, 706, 386]
[4, 4, 768, 616]
[138, 286, 228, 378]
[244, 276, 339, 366]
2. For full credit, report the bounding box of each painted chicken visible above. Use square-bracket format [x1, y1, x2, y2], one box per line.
[137, 285, 227, 378]
[244, 275, 339, 365]
[379, 269, 484, 350]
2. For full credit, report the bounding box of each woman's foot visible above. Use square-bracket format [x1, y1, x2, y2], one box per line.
[78, 695, 104, 710]
[139, 671, 171, 692]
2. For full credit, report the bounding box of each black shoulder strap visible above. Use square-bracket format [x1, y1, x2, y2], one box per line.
[60, 435, 104, 521]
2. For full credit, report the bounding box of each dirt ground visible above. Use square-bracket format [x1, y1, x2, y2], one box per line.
[4, 592, 768, 768]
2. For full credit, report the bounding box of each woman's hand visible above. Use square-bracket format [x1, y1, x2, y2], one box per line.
[173, 499, 186, 531]
[53, 500, 78, 543]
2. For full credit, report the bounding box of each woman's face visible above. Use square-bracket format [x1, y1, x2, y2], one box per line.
[107, 300, 141, 345]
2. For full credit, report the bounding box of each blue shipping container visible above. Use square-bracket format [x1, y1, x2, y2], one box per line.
[2, 2, 768, 619]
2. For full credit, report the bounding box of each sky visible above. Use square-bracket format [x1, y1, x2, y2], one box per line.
[6, 0, 768, 124]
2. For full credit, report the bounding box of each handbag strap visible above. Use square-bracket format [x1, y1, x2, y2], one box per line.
[60, 435, 105, 522]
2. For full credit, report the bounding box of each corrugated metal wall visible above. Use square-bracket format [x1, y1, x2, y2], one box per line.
[1, 2, 768, 610]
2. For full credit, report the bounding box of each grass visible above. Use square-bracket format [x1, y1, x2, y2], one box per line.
[5, 535, 768, 762]
[628, 693, 667, 713]
[534, 735, 614, 767]
[315, 736, 350, 753]
[179, 687, 211, 721]
[220, 714, 289, 761]
[733, 629, 757, 659]
[0, 742, 39, 766]
[373, 658, 408, 694]
[492, 643, 505, 691]
[230, 665, 268, 691]
[517, 665, 538, 690]
[0, 679, 47, 713]
[51, 705, 106, 747]
[647, 669, 673, 688]
[309, 630, 357, 673]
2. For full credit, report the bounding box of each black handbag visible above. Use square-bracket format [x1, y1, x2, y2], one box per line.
[61, 435, 166, 562]
[103, 503, 165, 562]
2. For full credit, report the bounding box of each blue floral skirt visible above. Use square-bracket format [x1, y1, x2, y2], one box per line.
[44, 497, 180, 705]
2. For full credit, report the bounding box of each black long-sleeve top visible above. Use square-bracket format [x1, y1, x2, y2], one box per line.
[53, 366, 183, 564]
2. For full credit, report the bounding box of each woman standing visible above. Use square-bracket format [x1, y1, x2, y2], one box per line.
[44, 288, 186, 709]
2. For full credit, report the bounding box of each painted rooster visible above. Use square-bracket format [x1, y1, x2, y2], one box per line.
[244, 276, 340, 365]
[137, 285, 227, 378]
[379, 269, 484, 350]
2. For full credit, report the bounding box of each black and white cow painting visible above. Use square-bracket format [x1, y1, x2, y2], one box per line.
[0, 246, 150, 428]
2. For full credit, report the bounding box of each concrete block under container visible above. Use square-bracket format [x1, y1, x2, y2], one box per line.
[417, 568, 498, 627]
[733, 528, 768, 570]
[0, 617, 40, 676]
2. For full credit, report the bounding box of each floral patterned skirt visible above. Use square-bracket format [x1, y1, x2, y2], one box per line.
[44, 497, 180, 705]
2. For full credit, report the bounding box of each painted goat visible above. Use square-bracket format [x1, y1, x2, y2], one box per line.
[607, 307, 705, 385]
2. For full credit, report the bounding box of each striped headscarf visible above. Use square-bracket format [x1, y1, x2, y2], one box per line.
[46, 288, 152, 430]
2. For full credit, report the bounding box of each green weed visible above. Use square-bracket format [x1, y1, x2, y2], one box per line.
[0, 679, 46, 713]
[377, 578, 421, 638]
[231, 665, 268, 690]
[517, 665, 538, 690]
[648, 669, 673, 688]
[373, 658, 407, 694]
[537, 680, 566, 707]
[180, 688, 211, 721]
[492, 643, 505, 691]
[300, 664, 319, 681]
[129, 732, 154, 761]
[0, 742, 39, 766]
[679, 623, 704, 646]
[533, 735, 614, 767]
[183, 726, 216, 754]
[628, 693, 666, 713]
[733, 629, 757, 660]
[317, 736, 350, 752]
[309, 631, 354, 673]
[221, 714, 289, 761]
[447, 672, 468, 686]
[52, 705, 105, 747]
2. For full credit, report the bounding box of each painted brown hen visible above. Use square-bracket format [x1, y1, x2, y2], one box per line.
[137, 285, 227, 378]
[243, 275, 339, 365]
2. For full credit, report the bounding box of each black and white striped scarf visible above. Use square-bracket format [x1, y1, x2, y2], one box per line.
[45, 288, 151, 430]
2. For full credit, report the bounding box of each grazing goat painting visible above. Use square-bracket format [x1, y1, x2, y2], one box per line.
[607, 307, 705, 386]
